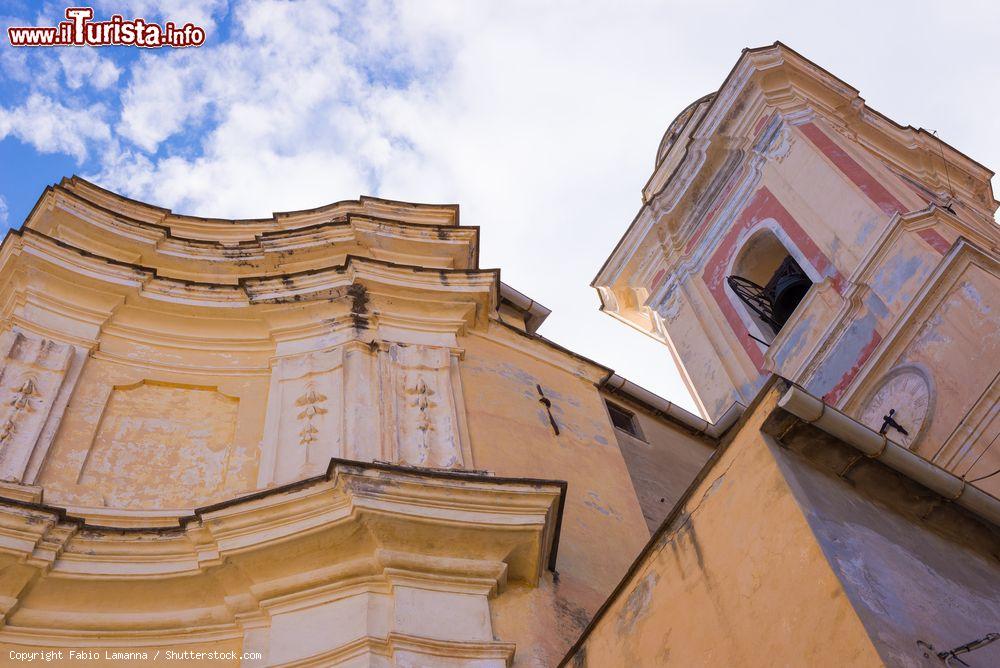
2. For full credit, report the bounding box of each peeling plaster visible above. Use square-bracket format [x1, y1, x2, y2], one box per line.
[871, 254, 927, 307]
[772, 314, 812, 369]
[617, 571, 660, 634]
[807, 313, 880, 401]
[584, 491, 624, 521]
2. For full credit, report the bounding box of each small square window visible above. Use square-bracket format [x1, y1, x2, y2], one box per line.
[607, 402, 642, 439]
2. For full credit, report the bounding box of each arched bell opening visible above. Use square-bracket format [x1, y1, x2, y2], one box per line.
[726, 228, 814, 342]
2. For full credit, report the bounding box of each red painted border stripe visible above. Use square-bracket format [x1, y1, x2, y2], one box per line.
[917, 228, 951, 255]
[702, 186, 844, 371]
[800, 122, 906, 216]
[823, 330, 882, 404]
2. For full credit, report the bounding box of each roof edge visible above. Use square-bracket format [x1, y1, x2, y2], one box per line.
[61, 175, 462, 228]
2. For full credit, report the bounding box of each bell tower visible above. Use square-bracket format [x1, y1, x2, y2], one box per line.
[595, 43, 1000, 494]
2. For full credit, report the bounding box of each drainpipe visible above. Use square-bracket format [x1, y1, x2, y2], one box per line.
[603, 373, 744, 439]
[499, 282, 552, 334]
[778, 385, 1000, 528]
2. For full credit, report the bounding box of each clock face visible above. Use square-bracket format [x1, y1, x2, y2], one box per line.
[859, 370, 932, 450]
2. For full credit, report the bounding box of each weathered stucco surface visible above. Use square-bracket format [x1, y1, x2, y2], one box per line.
[459, 327, 653, 665]
[1, 42, 997, 667]
[566, 389, 882, 667]
[772, 426, 1000, 668]
[845, 259, 1000, 496]
[0, 176, 715, 666]
[38, 355, 267, 510]
[603, 394, 715, 531]
[593, 44, 1000, 453]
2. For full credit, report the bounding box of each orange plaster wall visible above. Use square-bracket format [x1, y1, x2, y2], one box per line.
[568, 390, 881, 667]
[458, 324, 657, 665]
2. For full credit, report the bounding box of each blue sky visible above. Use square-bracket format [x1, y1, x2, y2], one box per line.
[2, 0, 998, 412]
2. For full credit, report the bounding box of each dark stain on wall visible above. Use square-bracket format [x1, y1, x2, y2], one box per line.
[768, 424, 1000, 668]
[347, 283, 370, 330]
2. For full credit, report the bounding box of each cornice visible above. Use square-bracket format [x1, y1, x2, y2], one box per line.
[594, 53, 764, 292]
[0, 459, 564, 643]
[11, 182, 583, 348]
[242, 256, 497, 303]
[31, 186, 479, 277]
[58, 176, 460, 235]
[0, 231, 501, 345]
[278, 633, 517, 667]
[741, 43, 995, 205]
[0, 458, 564, 574]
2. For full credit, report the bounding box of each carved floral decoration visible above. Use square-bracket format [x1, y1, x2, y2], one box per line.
[295, 385, 328, 451]
[404, 376, 438, 463]
[0, 378, 38, 447]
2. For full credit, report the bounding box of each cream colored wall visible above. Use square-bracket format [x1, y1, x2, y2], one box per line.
[38, 353, 269, 509]
[888, 265, 998, 459]
[597, 46, 999, 432]
[656, 279, 756, 420]
[22, 319, 677, 666]
[584, 45, 1000, 667]
[636, 117, 911, 422]
[765, 123, 920, 277]
[845, 259, 1000, 496]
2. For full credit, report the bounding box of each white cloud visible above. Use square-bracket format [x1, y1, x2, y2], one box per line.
[91, 0, 230, 34]
[2, 6, 121, 93]
[0, 94, 111, 162]
[5, 0, 992, 411]
[102, 0, 452, 215]
[0, 195, 8, 226]
[58, 48, 122, 90]
[116, 50, 210, 151]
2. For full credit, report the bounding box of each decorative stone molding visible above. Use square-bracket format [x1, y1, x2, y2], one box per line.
[259, 348, 346, 485]
[0, 460, 565, 665]
[0, 330, 82, 485]
[259, 339, 474, 486]
[0, 184, 498, 496]
[593, 44, 998, 425]
[383, 342, 465, 469]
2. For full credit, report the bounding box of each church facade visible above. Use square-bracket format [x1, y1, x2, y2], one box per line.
[0, 174, 717, 665]
[0, 42, 997, 667]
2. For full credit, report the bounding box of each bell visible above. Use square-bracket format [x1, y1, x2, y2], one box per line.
[765, 257, 811, 328]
